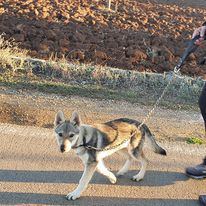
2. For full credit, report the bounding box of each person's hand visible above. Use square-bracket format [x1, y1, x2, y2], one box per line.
[195, 37, 204, 46]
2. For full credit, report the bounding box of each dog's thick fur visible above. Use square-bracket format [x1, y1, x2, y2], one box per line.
[54, 111, 166, 200]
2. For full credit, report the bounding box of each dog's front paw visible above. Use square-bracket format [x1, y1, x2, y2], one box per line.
[66, 191, 80, 200]
[109, 175, 117, 184]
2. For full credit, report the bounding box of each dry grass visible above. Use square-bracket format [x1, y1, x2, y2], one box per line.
[0, 34, 28, 72]
[0, 35, 204, 111]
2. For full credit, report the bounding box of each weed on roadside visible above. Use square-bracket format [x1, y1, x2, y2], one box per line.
[186, 136, 206, 145]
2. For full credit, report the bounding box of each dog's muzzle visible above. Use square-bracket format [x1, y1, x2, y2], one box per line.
[60, 145, 65, 153]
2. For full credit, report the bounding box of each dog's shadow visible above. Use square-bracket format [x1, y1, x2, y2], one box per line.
[0, 169, 188, 187]
[0, 169, 195, 205]
[0, 192, 199, 206]
[106, 170, 188, 187]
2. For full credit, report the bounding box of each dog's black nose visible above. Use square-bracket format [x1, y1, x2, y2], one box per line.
[60, 145, 65, 152]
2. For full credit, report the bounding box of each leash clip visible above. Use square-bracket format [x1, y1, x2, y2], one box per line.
[174, 65, 181, 74]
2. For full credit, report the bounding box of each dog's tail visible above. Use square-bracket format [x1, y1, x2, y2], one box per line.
[142, 124, 166, 155]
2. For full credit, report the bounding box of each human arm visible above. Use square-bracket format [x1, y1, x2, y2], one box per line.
[192, 27, 201, 39]
[200, 26, 206, 38]
[194, 26, 206, 45]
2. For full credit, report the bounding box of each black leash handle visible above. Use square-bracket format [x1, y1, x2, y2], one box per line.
[175, 35, 201, 71]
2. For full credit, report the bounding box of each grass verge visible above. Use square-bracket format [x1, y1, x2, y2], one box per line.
[0, 34, 205, 111]
[0, 74, 202, 111]
[0, 77, 151, 104]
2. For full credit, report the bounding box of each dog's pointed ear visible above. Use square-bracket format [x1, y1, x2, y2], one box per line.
[70, 111, 81, 126]
[54, 111, 65, 126]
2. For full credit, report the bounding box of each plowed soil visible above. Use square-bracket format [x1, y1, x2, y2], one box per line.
[1, 0, 206, 77]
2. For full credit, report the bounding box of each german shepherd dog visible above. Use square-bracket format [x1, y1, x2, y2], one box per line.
[54, 111, 166, 200]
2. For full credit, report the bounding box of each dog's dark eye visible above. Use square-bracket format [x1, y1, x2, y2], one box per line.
[69, 134, 75, 138]
[58, 133, 63, 137]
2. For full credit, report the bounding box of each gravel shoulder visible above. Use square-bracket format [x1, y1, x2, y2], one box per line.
[0, 85, 205, 142]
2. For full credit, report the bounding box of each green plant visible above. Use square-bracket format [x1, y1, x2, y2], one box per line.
[186, 136, 206, 145]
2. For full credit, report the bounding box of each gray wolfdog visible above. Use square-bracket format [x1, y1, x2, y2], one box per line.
[54, 111, 166, 200]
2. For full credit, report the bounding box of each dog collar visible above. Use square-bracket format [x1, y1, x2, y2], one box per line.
[71, 136, 88, 149]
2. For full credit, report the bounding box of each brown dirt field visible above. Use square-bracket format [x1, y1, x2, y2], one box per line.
[1, 0, 206, 77]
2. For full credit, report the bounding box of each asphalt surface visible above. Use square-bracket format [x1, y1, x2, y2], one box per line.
[0, 123, 205, 206]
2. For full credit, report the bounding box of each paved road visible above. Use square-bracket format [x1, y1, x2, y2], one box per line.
[0, 123, 205, 206]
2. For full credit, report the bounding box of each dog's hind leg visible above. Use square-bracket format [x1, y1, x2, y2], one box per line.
[116, 149, 132, 177]
[97, 160, 117, 184]
[116, 156, 132, 177]
[131, 152, 148, 182]
[66, 162, 97, 200]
